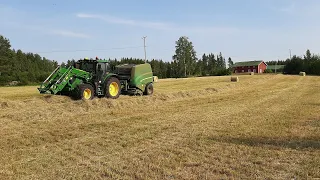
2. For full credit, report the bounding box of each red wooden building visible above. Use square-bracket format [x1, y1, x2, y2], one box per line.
[232, 60, 268, 73]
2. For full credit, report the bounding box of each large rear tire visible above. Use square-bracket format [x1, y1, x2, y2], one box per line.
[76, 84, 94, 100]
[144, 82, 153, 95]
[105, 77, 121, 99]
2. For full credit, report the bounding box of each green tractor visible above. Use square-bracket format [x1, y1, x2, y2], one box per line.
[38, 58, 154, 100]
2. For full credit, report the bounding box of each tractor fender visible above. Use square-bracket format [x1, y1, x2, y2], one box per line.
[70, 76, 94, 91]
[101, 74, 120, 90]
[102, 74, 119, 84]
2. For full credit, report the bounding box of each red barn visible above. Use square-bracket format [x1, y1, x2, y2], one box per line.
[232, 60, 268, 73]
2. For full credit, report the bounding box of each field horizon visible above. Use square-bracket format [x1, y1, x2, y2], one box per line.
[0, 74, 319, 179]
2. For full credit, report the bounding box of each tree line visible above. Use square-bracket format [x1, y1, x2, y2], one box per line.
[63, 36, 233, 78]
[2, 32, 320, 86]
[0, 35, 59, 85]
[63, 36, 234, 78]
[265, 49, 320, 75]
[0, 34, 235, 86]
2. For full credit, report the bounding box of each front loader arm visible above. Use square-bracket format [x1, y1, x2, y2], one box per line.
[38, 66, 91, 94]
[38, 65, 70, 94]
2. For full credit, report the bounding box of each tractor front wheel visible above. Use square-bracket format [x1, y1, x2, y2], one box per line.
[105, 77, 121, 99]
[77, 84, 94, 100]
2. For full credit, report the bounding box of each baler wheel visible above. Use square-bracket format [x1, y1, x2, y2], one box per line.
[144, 83, 154, 95]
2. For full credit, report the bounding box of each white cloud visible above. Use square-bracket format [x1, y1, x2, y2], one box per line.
[77, 13, 135, 25]
[2, 22, 92, 39]
[76, 13, 175, 30]
[76, 13, 241, 33]
[0, 5, 91, 39]
[49, 30, 91, 39]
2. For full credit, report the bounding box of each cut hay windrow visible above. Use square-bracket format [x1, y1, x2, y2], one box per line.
[0, 75, 281, 123]
[0, 87, 221, 117]
[67, 88, 221, 110]
[1, 75, 282, 116]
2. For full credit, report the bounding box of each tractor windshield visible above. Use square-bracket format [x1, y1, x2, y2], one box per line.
[80, 62, 95, 73]
[96, 62, 109, 81]
[97, 62, 110, 74]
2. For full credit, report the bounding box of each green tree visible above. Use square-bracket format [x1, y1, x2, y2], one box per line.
[201, 53, 208, 76]
[172, 36, 197, 77]
[207, 53, 216, 75]
[228, 57, 233, 69]
[0, 35, 13, 84]
[0, 34, 58, 85]
[217, 52, 225, 69]
[304, 49, 312, 61]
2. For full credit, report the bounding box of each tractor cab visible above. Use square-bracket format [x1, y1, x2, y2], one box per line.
[75, 58, 110, 81]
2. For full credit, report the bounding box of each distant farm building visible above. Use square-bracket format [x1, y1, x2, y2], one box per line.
[232, 60, 267, 73]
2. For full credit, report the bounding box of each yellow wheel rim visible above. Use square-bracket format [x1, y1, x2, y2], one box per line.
[83, 88, 92, 100]
[109, 82, 119, 97]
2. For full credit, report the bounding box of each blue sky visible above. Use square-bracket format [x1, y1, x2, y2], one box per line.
[1, 0, 320, 63]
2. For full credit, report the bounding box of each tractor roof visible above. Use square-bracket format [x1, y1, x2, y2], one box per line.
[77, 59, 109, 63]
[97, 59, 108, 63]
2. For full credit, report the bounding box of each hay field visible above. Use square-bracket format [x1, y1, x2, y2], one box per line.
[0, 74, 319, 179]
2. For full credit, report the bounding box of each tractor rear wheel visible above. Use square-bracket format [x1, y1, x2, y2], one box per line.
[105, 77, 121, 99]
[77, 84, 94, 100]
[144, 82, 153, 95]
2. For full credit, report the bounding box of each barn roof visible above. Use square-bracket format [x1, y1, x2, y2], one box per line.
[232, 60, 267, 67]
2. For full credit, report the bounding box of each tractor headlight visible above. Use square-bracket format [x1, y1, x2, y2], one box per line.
[69, 78, 75, 84]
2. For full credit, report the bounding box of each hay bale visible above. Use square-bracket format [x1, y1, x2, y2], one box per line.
[299, 72, 306, 76]
[249, 72, 254, 75]
[231, 76, 239, 82]
[8, 81, 19, 86]
[153, 76, 159, 82]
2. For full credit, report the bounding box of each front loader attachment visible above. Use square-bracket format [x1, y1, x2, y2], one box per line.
[38, 66, 73, 94]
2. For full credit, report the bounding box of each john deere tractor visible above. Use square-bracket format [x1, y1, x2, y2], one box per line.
[38, 58, 154, 100]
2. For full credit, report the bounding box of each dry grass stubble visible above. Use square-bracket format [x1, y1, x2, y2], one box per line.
[0, 75, 319, 179]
